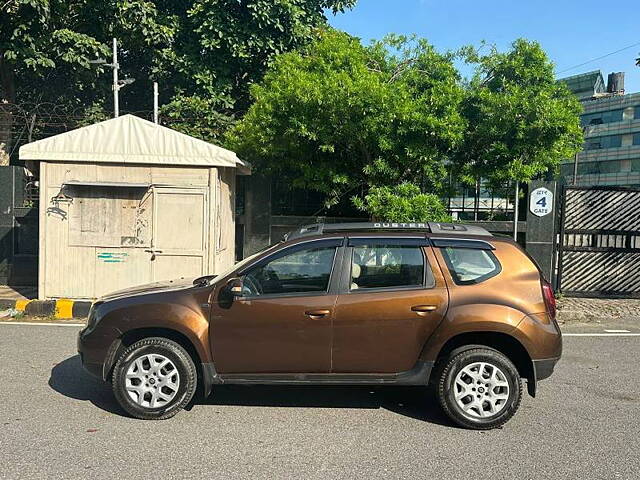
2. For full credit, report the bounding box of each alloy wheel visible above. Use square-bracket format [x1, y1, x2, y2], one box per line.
[453, 362, 510, 418]
[125, 354, 181, 408]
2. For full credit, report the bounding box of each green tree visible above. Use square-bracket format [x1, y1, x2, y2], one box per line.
[1, 0, 354, 155]
[227, 29, 466, 208]
[0, 0, 175, 154]
[162, 0, 357, 114]
[454, 39, 583, 186]
[353, 183, 451, 222]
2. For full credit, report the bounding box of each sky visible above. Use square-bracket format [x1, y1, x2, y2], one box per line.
[328, 0, 640, 93]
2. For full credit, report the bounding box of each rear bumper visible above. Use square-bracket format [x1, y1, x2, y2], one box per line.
[533, 357, 560, 382]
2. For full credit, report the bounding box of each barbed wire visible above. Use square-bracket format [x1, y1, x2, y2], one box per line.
[0, 101, 227, 158]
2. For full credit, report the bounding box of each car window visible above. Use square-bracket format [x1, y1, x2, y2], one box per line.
[441, 247, 501, 285]
[241, 245, 337, 297]
[351, 244, 426, 290]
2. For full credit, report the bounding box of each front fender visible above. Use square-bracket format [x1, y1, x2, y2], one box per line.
[90, 289, 212, 379]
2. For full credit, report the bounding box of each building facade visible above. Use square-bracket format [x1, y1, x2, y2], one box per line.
[560, 70, 640, 187]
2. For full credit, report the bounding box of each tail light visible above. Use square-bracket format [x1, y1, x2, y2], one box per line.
[541, 279, 556, 320]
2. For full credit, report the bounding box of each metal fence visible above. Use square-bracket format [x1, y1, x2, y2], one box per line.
[557, 186, 640, 297]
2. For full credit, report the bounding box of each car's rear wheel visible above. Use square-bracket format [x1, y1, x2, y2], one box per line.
[112, 337, 197, 420]
[437, 347, 522, 430]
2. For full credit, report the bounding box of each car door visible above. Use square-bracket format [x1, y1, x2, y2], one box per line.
[332, 237, 448, 373]
[209, 238, 344, 374]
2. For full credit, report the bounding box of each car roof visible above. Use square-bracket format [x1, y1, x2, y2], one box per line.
[284, 222, 493, 241]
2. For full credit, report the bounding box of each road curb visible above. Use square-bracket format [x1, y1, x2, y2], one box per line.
[0, 298, 92, 319]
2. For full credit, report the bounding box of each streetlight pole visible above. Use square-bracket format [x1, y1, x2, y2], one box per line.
[112, 38, 119, 118]
[153, 82, 159, 124]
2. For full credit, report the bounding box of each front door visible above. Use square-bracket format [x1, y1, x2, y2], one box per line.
[150, 187, 208, 282]
[209, 238, 344, 374]
[332, 238, 448, 373]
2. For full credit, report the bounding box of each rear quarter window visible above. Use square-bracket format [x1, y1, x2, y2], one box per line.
[441, 247, 501, 285]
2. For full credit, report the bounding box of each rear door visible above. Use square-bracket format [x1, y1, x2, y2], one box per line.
[150, 187, 208, 282]
[331, 237, 448, 373]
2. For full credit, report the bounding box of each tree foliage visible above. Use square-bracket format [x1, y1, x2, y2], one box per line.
[0, 0, 173, 106]
[227, 29, 466, 206]
[455, 39, 583, 185]
[229, 34, 583, 218]
[1, 0, 355, 151]
[157, 0, 356, 141]
[163, 0, 356, 111]
[353, 183, 451, 222]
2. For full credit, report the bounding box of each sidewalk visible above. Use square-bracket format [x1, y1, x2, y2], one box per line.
[0, 285, 37, 301]
[557, 297, 640, 324]
[0, 285, 91, 320]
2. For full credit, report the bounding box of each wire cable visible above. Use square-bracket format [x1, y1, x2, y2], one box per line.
[556, 40, 640, 75]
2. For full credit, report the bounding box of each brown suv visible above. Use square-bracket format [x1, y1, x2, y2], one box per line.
[78, 222, 561, 429]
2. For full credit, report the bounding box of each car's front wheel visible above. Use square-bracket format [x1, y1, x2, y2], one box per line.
[112, 337, 197, 420]
[437, 347, 522, 430]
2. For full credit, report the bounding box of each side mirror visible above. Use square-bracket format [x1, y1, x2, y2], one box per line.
[226, 277, 243, 296]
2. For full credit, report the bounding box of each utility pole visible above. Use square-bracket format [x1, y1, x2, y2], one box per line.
[153, 82, 159, 124]
[112, 38, 119, 117]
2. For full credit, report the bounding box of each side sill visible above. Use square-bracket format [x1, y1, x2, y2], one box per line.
[208, 361, 434, 386]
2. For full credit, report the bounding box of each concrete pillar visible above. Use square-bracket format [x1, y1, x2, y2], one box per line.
[242, 174, 272, 256]
[525, 180, 560, 286]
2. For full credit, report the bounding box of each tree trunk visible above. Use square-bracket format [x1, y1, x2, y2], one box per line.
[0, 51, 16, 162]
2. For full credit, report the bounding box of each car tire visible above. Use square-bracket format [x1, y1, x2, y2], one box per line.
[112, 337, 197, 420]
[437, 347, 522, 430]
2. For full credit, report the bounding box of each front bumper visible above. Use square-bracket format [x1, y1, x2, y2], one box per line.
[77, 329, 103, 378]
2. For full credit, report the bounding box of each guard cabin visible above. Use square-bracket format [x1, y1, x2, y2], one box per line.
[19, 115, 250, 300]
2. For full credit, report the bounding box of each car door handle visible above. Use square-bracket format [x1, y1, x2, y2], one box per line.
[411, 305, 437, 315]
[305, 309, 331, 319]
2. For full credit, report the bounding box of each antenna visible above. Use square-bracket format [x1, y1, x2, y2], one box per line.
[89, 38, 134, 118]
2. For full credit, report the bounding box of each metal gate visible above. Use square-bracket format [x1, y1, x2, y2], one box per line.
[557, 186, 640, 298]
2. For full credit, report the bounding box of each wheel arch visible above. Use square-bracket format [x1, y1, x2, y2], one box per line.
[105, 327, 210, 397]
[434, 332, 536, 397]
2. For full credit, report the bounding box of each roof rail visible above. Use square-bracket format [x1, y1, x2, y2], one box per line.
[284, 222, 492, 240]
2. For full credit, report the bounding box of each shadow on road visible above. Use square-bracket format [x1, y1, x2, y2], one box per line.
[200, 385, 453, 426]
[49, 355, 124, 415]
[49, 355, 454, 427]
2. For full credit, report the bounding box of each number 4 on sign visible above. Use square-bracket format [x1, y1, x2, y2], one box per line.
[529, 187, 553, 217]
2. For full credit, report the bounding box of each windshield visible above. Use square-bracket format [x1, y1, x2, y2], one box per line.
[215, 240, 284, 280]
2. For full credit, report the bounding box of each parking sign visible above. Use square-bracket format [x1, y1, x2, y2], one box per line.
[529, 187, 553, 217]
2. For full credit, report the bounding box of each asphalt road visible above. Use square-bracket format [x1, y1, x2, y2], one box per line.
[1, 322, 639, 480]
